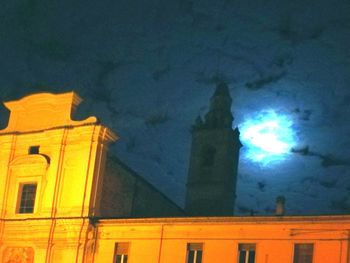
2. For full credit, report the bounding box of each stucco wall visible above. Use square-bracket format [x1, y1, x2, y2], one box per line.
[94, 216, 350, 263]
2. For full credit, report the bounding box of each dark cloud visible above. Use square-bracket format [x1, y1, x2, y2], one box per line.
[275, 16, 326, 45]
[152, 65, 171, 81]
[291, 146, 350, 168]
[300, 176, 318, 184]
[293, 108, 313, 121]
[145, 111, 170, 127]
[257, 181, 266, 192]
[319, 179, 337, 189]
[245, 71, 287, 90]
[96, 60, 138, 87]
[272, 53, 294, 68]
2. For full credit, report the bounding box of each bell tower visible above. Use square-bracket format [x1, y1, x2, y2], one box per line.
[185, 82, 242, 216]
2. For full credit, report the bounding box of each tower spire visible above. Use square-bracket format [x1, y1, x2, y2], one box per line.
[186, 82, 242, 216]
[204, 82, 233, 129]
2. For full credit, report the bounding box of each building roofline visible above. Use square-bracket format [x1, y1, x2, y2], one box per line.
[97, 214, 350, 225]
[2, 214, 350, 225]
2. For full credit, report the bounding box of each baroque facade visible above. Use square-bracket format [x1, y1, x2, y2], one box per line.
[0, 87, 349, 263]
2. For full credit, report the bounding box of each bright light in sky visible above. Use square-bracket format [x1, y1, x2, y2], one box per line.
[239, 109, 296, 165]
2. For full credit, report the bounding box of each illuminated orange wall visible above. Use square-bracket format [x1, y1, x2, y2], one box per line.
[95, 216, 350, 263]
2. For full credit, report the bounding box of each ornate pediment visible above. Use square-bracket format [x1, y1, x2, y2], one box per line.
[10, 154, 49, 175]
[0, 92, 97, 133]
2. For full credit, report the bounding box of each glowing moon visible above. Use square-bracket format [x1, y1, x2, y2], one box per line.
[239, 109, 296, 164]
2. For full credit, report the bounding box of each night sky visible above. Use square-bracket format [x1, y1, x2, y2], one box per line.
[1, 0, 350, 215]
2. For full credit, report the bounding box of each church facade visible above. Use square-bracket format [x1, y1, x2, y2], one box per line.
[0, 87, 349, 263]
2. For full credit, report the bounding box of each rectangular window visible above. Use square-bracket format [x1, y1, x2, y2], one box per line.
[186, 243, 203, 263]
[293, 244, 313, 263]
[18, 183, 37, 213]
[28, 146, 40, 154]
[238, 243, 256, 263]
[114, 243, 129, 263]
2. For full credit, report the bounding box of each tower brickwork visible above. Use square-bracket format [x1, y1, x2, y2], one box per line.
[185, 83, 242, 216]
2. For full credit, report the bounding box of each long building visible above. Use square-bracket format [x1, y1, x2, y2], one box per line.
[0, 86, 348, 263]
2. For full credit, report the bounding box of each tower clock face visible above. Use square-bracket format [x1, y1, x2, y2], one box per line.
[239, 109, 297, 165]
